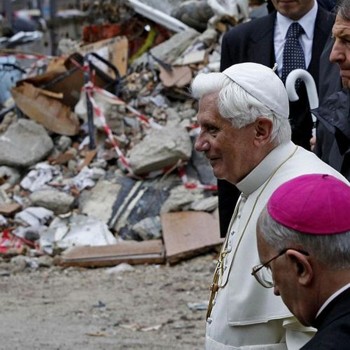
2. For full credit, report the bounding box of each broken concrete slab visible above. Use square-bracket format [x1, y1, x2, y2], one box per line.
[128, 126, 192, 175]
[79, 179, 122, 224]
[160, 184, 204, 213]
[132, 28, 200, 67]
[29, 189, 75, 215]
[132, 216, 162, 240]
[57, 239, 165, 267]
[161, 210, 222, 264]
[190, 195, 218, 211]
[0, 119, 54, 168]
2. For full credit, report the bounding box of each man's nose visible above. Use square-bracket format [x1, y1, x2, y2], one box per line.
[194, 134, 210, 152]
[330, 40, 345, 64]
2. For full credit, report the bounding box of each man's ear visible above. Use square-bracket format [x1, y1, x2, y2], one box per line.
[253, 117, 273, 146]
[286, 250, 314, 286]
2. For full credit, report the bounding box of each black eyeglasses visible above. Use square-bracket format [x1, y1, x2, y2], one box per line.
[251, 248, 309, 288]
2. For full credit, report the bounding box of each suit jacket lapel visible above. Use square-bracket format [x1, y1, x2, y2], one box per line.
[309, 7, 335, 84]
[248, 13, 276, 67]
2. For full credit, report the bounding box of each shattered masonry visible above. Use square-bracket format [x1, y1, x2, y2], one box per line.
[0, 0, 254, 267]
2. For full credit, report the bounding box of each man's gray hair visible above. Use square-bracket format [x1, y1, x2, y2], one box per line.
[257, 206, 350, 269]
[337, 0, 350, 20]
[191, 72, 291, 145]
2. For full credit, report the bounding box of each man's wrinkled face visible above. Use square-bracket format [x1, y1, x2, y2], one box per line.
[194, 93, 255, 184]
[271, 0, 315, 20]
[330, 15, 350, 89]
[256, 230, 303, 323]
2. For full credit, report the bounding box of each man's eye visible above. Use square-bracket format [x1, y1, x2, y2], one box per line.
[339, 37, 350, 46]
[208, 127, 219, 135]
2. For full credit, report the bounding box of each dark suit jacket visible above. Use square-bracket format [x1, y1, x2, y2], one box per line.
[301, 287, 350, 349]
[218, 7, 335, 236]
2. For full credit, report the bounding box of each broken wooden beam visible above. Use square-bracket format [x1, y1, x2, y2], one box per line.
[57, 239, 165, 268]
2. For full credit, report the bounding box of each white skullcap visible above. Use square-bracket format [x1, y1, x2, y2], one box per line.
[222, 62, 289, 119]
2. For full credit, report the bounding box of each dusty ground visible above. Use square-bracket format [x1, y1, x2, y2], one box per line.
[0, 253, 217, 350]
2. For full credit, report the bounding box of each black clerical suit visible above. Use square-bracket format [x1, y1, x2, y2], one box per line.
[218, 6, 335, 236]
[301, 287, 350, 349]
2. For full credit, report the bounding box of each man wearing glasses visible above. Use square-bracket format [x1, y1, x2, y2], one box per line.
[254, 174, 350, 349]
[192, 62, 347, 349]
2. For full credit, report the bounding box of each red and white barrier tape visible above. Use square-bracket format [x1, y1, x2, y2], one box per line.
[82, 71, 215, 190]
[83, 82, 136, 176]
[86, 83, 163, 130]
[178, 166, 217, 191]
[0, 52, 50, 77]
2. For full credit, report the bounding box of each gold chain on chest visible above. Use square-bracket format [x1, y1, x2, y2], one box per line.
[206, 146, 298, 320]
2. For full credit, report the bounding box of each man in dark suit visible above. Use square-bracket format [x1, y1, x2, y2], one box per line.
[255, 173, 350, 349]
[313, 0, 350, 181]
[218, 0, 335, 237]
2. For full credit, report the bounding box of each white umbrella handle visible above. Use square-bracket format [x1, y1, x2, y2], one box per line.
[285, 68, 318, 137]
[285, 69, 319, 109]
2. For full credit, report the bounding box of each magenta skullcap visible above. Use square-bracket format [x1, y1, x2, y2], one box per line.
[267, 174, 350, 234]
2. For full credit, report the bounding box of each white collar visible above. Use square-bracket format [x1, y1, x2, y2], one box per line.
[236, 141, 297, 196]
[276, 1, 318, 41]
[316, 283, 350, 318]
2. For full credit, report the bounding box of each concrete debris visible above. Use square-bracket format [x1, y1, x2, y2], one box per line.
[40, 214, 118, 254]
[133, 28, 200, 67]
[79, 179, 122, 224]
[0, 0, 256, 265]
[29, 189, 75, 215]
[190, 196, 218, 212]
[0, 119, 54, 168]
[127, 0, 191, 33]
[128, 126, 192, 176]
[14, 206, 54, 227]
[0, 216, 7, 226]
[105, 262, 135, 274]
[111, 178, 171, 240]
[55, 136, 73, 153]
[13, 225, 41, 242]
[0, 166, 21, 186]
[171, 1, 214, 33]
[20, 162, 59, 192]
[161, 185, 205, 214]
[208, 0, 249, 21]
[132, 216, 162, 241]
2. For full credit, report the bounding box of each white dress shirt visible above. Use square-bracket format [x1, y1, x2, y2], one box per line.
[274, 1, 318, 78]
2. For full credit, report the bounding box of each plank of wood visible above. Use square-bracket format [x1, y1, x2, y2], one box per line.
[57, 239, 165, 268]
[161, 210, 223, 264]
[0, 203, 22, 216]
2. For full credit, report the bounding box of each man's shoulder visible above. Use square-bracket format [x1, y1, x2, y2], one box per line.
[316, 5, 336, 21]
[223, 14, 275, 40]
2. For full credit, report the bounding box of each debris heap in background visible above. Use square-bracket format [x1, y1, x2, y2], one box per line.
[0, 0, 254, 268]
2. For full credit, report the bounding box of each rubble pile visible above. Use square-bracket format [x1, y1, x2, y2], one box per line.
[0, 0, 253, 268]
